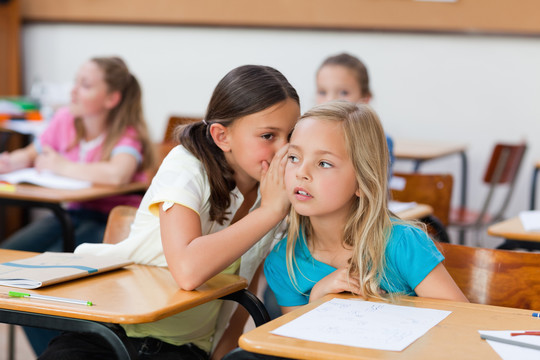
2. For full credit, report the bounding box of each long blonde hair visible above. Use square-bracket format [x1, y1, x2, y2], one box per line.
[74, 56, 155, 171]
[286, 101, 392, 299]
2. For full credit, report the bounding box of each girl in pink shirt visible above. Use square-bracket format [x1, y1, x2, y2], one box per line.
[0, 57, 155, 354]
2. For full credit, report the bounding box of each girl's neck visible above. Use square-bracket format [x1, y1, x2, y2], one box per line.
[308, 220, 352, 269]
[81, 114, 108, 141]
[309, 217, 345, 251]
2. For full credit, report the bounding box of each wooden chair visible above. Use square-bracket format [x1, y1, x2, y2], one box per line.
[391, 172, 453, 242]
[156, 115, 202, 169]
[437, 242, 540, 310]
[449, 142, 527, 244]
[103, 205, 137, 245]
[163, 115, 202, 143]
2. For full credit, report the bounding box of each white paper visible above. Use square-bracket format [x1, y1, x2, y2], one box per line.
[479, 331, 540, 359]
[389, 200, 417, 214]
[271, 298, 451, 351]
[389, 176, 406, 191]
[519, 211, 540, 231]
[0, 168, 91, 190]
[3, 120, 47, 136]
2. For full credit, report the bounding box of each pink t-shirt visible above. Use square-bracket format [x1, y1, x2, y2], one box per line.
[36, 107, 147, 213]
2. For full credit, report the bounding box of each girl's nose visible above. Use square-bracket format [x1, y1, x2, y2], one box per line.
[296, 163, 311, 181]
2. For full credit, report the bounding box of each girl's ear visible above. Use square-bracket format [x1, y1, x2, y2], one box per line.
[360, 95, 372, 104]
[355, 187, 362, 198]
[209, 123, 231, 152]
[105, 90, 122, 110]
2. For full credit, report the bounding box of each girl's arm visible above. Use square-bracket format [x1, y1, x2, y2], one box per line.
[0, 144, 38, 173]
[161, 146, 290, 291]
[280, 305, 302, 315]
[414, 263, 469, 302]
[35, 146, 138, 185]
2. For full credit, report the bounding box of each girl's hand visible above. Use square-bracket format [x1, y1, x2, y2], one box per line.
[0, 152, 13, 173]
[309, 267, 362, 303]
[259, 145, 290, 218]
[35, 146, 68, 174]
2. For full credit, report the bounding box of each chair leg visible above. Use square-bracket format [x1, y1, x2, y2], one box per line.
[8, 324, 15, 360]
[458, 229, 466, 245]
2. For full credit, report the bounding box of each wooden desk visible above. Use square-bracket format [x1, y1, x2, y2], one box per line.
[240, 293, 539, 360]
[394, 139, 468, 212]
[487, 217, 540, 243]
[0, 182, 148, 251]
[0, 249, 269, 360]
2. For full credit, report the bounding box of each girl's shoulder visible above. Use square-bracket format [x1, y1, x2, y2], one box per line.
[389, 221, 425, 237]
[387, 221, 434, 250]
[48, 106, 75, 125]
[155, 145, 205, 180]
[270, 236, 289, 256]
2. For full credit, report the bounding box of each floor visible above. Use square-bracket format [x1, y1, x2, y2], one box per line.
[0, 324, 35, 360]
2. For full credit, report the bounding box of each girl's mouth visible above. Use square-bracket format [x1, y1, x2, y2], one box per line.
[294, 187, 312, 200]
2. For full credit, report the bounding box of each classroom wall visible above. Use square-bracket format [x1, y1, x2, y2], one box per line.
[22, 23, 540, 245]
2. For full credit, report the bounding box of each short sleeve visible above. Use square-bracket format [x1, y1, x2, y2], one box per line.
[264, 239, 309, 307]
[111, 127, 143, 164]
[386, 225, 444, 292]
[147, 147, 208, 217]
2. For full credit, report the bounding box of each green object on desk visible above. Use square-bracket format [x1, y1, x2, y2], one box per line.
[8, 290, 93, 306]
[0, 97, 40, 111]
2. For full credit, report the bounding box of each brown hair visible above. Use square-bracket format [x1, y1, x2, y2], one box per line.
[178, 65, 299, 224]
[74, 56, 155, 171]
[319, 53, 372, 99]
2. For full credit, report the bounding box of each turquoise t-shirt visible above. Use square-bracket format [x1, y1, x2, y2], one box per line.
[264, 222, 444, 307]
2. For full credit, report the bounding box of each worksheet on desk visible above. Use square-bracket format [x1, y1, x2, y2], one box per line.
[271, 298, 451, 351]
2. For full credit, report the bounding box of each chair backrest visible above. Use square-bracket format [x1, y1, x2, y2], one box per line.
[391, 172, 453, 226]
[163, 115, 202, 143]
[437, 242, 540, 310]
[484, 143, 527, 184]
[480, 142, 527, 221]
[103, 205, 137, 244]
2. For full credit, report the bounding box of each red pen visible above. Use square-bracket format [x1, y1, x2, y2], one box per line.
[511, 331, 540, 336]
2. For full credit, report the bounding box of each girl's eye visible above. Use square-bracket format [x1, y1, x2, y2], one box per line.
[339, 90, 350, 97]
[261, 133, 274, 140]
[319, 161, 332, 168]
[317, 90, 327, 96]
[288, 155, 299, 163]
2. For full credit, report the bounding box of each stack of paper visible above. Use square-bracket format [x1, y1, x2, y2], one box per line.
[519, 211, 540, 231]
[0, 168, 91, 190]
[389, 200, 417, 214]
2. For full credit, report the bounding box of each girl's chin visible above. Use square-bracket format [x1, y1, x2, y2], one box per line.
[69, 104, 81, 115]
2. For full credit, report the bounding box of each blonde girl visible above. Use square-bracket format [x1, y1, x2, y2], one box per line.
[264, 101, 467, 314]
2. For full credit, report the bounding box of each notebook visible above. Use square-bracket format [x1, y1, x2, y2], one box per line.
[0, 252, 134, 289]
[0, 168, 91, 190]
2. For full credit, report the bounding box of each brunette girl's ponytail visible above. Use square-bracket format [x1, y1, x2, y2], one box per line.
[178, 65, 299, 224]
